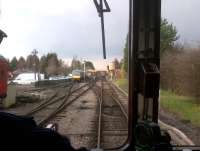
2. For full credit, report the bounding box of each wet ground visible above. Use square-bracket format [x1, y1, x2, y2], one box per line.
[51, 89, 98, 149]
[1, 81, 199, 149]
[1, 82, 128, 149]
[159, 107, 200, 145]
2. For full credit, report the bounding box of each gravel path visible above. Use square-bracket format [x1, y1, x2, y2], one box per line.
[52, 89, 98, 149]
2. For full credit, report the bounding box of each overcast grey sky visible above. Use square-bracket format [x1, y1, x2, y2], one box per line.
[0, 0, 129, 69]
[0, 0, 200, 69]
[162, 0, 200, 46]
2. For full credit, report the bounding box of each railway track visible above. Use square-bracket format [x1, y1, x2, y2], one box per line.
[16, 79, 195, 148]
[24, 82, 93, 127]
[93, 80, 128, 149]
[93, 80, 195, 148]
[24, 82, 75, 116]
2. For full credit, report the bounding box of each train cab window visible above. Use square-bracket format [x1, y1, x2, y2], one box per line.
[0, 0, 200, 151]
[0, 0, 129, 150]
[159, 0, 200, 149]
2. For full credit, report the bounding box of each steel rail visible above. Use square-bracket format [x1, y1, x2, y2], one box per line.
[25, 83, 89, 117]
[110, 95, 128, 121]
[107, 82, 128, 121]
[102, 81, 129, 150]
[110, 81, 195, 146]
[25, 92, 61, 116]
[92, 81, 129, 150]
[24, 83, 74, 116]
[38, 82, 93, 127]
[97, 80, 103, 149]
[91, 81, 103, 148]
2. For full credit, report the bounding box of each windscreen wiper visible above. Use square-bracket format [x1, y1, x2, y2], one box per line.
[93, 0, 111, 59]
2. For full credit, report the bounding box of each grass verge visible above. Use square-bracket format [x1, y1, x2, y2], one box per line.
[114, 78, 128, 93]
[160, 90, 200, 127]
[113, 80, 200, 127]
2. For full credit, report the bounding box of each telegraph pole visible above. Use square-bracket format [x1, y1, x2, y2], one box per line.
[32, 49, 38, 81]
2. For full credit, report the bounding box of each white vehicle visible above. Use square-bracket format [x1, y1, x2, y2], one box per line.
[49, 75, 71, 80]
[13, 73, 44, 85]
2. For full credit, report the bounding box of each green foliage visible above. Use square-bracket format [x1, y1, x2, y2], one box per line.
[40, 53, 72, 76]
[39, 55, 47, 74]
[119, 59, 123, 70]
[26, 54, 39, 71]
[10, 57, 18, 71]
[85, 61, 95, 70]
[160, 18, 179, 55]
[46, 53, 59, 67]
[113, 58, 120, 69]
[45, 53, 60, 76]
[123, 35, 128, 73]
[17, 56, 26, 70]
[161, 49, 200, 99]
[10, 52, 95, 77]
[71, 56, 82, 70]
[122, 18, 178, 73]
[160, 90, 200, 126]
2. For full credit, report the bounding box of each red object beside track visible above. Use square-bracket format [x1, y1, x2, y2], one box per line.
[0, 55, 9, 98]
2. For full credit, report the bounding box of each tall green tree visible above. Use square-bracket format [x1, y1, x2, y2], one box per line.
[17, 56, 26, 70]
[46, 53, 59, 67]
[10, 57, 18, 71]
[39, 53, 68, 76]
[113, 58, 120, 69]
[45, 53, 60, 76]
[71, 56, 82, 70]
[39, 55, 47, 74]
[160, 18, 179, 55]
[85, 61, 95, 70]
[26, 55, 39, 71]
[122, 18, 179, 72]
[119, 59, 123, 69]
[123, 36, 128, 73]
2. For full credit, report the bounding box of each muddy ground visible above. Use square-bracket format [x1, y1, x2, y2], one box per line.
[1, 83, 200, 148]
[159, 108, 200, 145]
